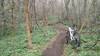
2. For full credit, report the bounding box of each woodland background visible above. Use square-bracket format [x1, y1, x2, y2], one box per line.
[0, 0, 100, 56]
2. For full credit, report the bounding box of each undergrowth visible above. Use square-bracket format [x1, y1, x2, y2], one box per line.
[0, 23, 100, 56]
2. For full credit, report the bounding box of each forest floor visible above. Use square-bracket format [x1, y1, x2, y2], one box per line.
[0, 23, 100, 56]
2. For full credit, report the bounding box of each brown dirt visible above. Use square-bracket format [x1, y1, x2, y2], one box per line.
[42, 28, 69, 56]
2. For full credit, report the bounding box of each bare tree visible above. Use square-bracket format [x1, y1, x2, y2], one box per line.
[72, 0, 77, 24]
[24, 0, 33, 49]
[1, 0, 4, 18]
[79, 0, 87, 32]
[11, 0, 18, 32]
[0, 0, 4, 36]
[42, 0, 48, 26]
[91, 0, 97, 23]
[64, 0, 70, 19]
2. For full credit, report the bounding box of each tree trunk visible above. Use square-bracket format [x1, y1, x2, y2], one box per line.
[42, 0, 48, 26]
[24, 0, 33, 49]
[11, 0, 17, 32]
[64, 0, 70, 18]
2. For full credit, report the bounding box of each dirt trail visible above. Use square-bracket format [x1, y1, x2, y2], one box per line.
[42, 24, 68, 56]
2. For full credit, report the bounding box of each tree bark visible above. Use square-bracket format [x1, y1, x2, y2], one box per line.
[24, 0, 33, 49]
[1, 0, 4, 36]
[64, 0, 70, 18]
[11, 0, 17, 32]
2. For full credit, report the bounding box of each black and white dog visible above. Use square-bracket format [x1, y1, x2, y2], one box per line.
[66, 25, 80, 48]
